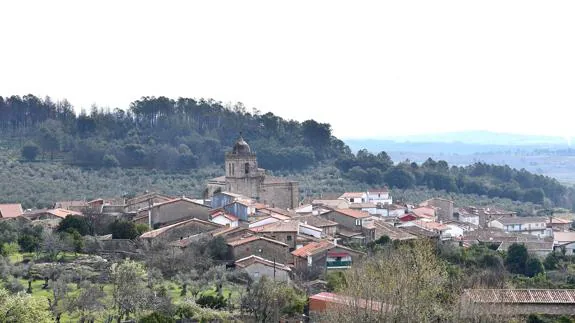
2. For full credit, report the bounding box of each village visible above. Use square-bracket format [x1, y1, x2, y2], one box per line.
[2, 136, 575, 321]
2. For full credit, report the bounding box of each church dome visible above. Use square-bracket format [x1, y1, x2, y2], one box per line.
[232, 135, 251, 155]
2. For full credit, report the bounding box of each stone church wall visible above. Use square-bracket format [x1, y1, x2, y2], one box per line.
[259, 182, 299, 209]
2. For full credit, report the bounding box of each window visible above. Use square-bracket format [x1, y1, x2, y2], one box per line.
[232, 163, 235, 175]
[355, 219, 361, 226]
[254, 272, 260, 278]
[287, 235, 292, 241]
[350, 198, 354, 203]
[245, 162, 250, 174]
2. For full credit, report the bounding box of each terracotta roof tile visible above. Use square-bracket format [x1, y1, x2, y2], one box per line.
[332, 208, 370, 219]
[291, 240, 334, 257]
[0, 204, 23, 218]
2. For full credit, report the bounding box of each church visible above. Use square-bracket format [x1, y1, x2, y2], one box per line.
[206, 135, 300, 209]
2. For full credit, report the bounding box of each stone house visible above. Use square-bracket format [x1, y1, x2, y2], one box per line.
[250, 219, 322, 251]
[320, 208, 373, 244]
[311, 199, 350, 210]
[372, 221, 417, 241]
[125, 192, 174, 212]
[320, 209, 370, 232]
[296, 215, 338, 237]
[420, 198, 454, 221]
[227, 235, 290, 264]
[139, 218, 222, 243]
[212, 226, 254, 242]
[134, 197, 211, 228]
[234, 255, 291, 283]
[291, 240, 365, 273]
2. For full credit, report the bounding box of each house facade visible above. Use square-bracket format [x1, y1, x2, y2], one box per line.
[227, 236, 290, 264]
[489, 217, 550, 237]
[136, 197, 211, 228]
[291, 240, 365, 273]
[234, 255, 291, 283]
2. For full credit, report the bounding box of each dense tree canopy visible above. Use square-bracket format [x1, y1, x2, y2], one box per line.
[1, 94, 573, 209]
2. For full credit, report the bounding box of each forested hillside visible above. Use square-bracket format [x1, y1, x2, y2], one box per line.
[1, 94, 573, 210]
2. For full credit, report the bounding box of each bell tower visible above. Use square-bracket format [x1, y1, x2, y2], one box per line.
[225, 134, 263, 199]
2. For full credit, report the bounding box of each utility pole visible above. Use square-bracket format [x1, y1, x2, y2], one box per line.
[273, 256, 276, 281]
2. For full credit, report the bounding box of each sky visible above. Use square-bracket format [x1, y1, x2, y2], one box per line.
[1, 1, 575, 140]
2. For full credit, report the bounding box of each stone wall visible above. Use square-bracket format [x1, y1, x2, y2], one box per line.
[260, 231, 297, 250]
[151, 200, 210, 227]
[426, 198, 454, 221]
[243, 262, 291, 283]
[155, 220, 221, 242]
[259, 182, 299, 209]
[321, 211, 358, 231]
[230, 239, 290, 264]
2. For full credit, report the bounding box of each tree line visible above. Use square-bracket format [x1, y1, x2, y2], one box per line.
[335, 149, 573, 208]
[1, 94, 349, 171]
[2, 94, 573, 209]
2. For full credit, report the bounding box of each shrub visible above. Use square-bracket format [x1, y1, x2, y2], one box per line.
[21, 142, 40, 161]
[195, 293, 227, 309]
[57, 215, 91, 236]
[139, 311, 175, 323]
[108, 221, 139, 239]
[5, 276, 25, 293]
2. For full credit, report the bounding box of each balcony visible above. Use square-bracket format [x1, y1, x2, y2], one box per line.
[326, 260, 352, 269]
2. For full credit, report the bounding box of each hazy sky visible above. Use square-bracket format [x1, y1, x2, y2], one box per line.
[2, 1, 574, 139]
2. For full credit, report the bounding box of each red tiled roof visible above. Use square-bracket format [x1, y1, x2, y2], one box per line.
[291, 240, 334, 258]
[413, 220, 449, 231]
[411, 206, 435, 218]
[309, 292, 391, 312]
[332, 208, 370, 219]
[0, 204, 23, 218]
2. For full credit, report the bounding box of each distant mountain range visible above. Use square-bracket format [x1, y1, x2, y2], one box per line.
[345, 131, 571, 155]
